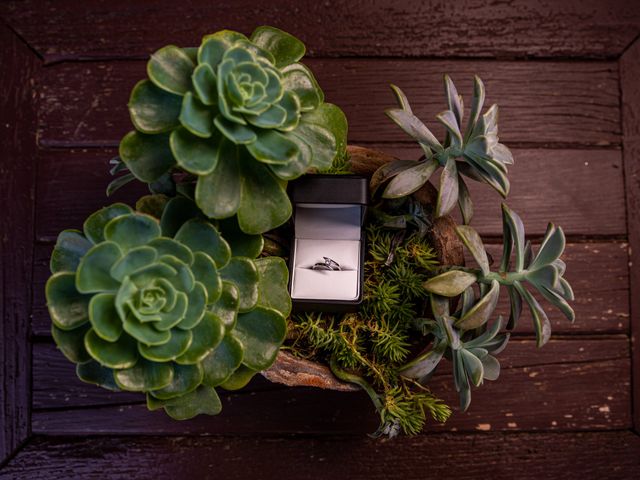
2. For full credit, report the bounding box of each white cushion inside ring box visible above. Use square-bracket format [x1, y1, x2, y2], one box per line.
[290, 204, 362, 301]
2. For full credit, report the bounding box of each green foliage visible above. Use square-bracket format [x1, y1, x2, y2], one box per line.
[47, 196, 290, 420]
[288, 224, 450, 436]
[372, 76, 513, 223]
[423, 204, 575, 348]
[114, 26, 348, 234]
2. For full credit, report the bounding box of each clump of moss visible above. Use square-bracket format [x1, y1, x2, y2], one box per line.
[287, 224, 451, 437]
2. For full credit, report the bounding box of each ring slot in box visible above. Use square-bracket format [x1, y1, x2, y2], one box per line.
[288, 175, 369, 312]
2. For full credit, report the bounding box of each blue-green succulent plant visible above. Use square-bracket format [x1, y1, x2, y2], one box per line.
[46, 196, 291, 419]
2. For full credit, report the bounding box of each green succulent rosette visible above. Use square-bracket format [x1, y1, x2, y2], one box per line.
[119, 26, 347, 235]
[46, 197, 291, 419]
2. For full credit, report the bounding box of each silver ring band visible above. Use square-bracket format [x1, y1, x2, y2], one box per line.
[312, 256, 341, 271]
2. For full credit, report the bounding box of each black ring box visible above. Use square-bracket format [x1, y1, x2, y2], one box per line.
[288, 174, 369, 312]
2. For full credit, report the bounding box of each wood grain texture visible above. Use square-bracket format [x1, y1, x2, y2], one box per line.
[32, 146, 626, 243]
[0, 25, 39, 464]
[31, 336, 629, 405]
[36, 59, 620, 148]
[2, 433, 640, 480]
[30, 337, 630, 434]
[620, 38, 640, 434]
[1, 0, 639, 61]
[5, 432, 638, 480]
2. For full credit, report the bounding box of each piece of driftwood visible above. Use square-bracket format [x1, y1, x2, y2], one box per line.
[262, 145, 464, 391]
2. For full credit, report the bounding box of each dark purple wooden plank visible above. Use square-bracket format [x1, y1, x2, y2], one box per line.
[32, 147, 626, 244]
[620, 38, 640, 434]
[1, 0, 639, 61]
[31, 349, 631, 434]
[4, 432, 640, 480]
[36, 60, 620, 148]
[31, 336, 629, 411]
[0, 25, 40, 464]
[31, 240, 629, 337]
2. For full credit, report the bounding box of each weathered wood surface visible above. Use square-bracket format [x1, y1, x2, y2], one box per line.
[2, 433, 639, 480]
[621, 38, 640, 434]
[37, 60, 620, 147]
[32, 147, 626, 242]
[0, 25, 39, 463]
[31, 241, 629, 337]
[32, 335, 629, 418]
[1, 0, 639, 61]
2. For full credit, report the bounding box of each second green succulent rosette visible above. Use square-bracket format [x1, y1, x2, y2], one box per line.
[46, 196, 290, 420]
[119, 26, 347, 234]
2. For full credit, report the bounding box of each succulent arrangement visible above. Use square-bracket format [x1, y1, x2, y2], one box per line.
[287, 76, 575, 436]
[45, 26, 574, 436]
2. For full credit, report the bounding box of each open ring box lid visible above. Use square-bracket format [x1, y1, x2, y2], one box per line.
[288, 174, 369, 312]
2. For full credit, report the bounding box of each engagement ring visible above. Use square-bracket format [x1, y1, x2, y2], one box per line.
[312, 256, 341, 271]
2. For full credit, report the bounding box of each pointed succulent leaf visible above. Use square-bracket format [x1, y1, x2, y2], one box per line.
[501, 204, 526, 271]
[382, 159, 438, 199]
[514, 281, 551, 347]
[480, 354, 500, 381]
[506, 285, 523, 330]
[389, 84, 413, 113]
[250, 26, 305, 68]
[444, 75, 463, 127]
[457, 172, 473, 225]
[437, 110, 463, 148]
[128, 80, 182, 133]
[120, 131, 175, 183]
[386, 108, 442, 152]
[399, 341, 446, 381]
[371, 160, 420, 195]
[436, 156, 459, 217]
[460, 349, 484, 387]
[455, 225, 489, 276]
[423, 270, 478, 297]
[464, 75, 486, 142]
[455, 280, 500, 330]
[529, 224, 565, 271]
[147, 45, 195, 95]
[50, 230, 93, 274]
